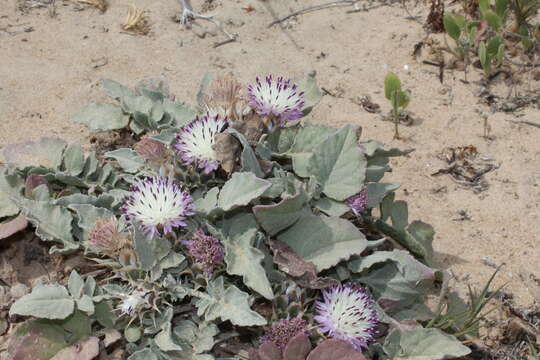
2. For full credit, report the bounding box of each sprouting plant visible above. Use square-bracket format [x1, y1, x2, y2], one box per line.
[508, 0, 539, 32]
[443, 13, 478, 62]
[123, 5, 150, 35]
[478, 35, 505, 75]
[384, 72, 410, 140]
[77, 0, 107, 12]
[427, 267, 505, 338]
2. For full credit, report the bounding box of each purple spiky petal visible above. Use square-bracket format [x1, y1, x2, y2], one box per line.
[346, 188, 368, 216]
[247, 75, 305, 125]
[183, 229, 224, 274]
[123, 177, 194, 237]
[174, 114, 228, 174]
[314, 284, 378, 351]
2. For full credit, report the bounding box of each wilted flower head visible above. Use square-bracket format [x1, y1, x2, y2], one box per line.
[247, 75, 305, 126]
[86, 218, 128, 255]
[260, 317, 307, 350]
[118, 290, 149, 316]
[174, 114, 228, 174]
[346, 189, 368, 216]
[314, 284, 378, 351]
[123, 177, 194, 236]
[134, 135, 167, 161]
[183, 230, 224, 274]
[204, 75, 245, 120]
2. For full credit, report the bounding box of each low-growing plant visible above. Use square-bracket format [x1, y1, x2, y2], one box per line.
[1, 73, 476, 359]
[384, 72, 410, 140]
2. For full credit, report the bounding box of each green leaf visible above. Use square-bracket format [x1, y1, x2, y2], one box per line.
[9, 284, 75, 320]
[196, 72, 214, 108]
[195, 277, 266, 327]
[163, 100, 196, 127]
[228, 128, 264, 178]
[390, 200, 408, 231]
[218, 172, 272, 211]
[407, 221, 435, 265]
[487, 35, 503, 55]
[68, 204, 114, 242]
[384, 73, 402, 100]
[0, 188, 19, 218]
[194, 187, 220, 216]
[383, 328, 471, 359]
[15, 198, 78, 254]
[72, 103, 129, 131]
[133, 225, 171, 271]
[128, 349, 158, 360]
[68, 270, 84, 300]
[101, 79, 136, 100]
[277, 216, 368, 272]
[479, 41, 490, 74]
[366, 182, 400, 209]
[94, 301, 116, 328]
[495, 0, 508, 17]
[62, 144, 85, 176]
[479, 0, 490, 14]
[443, 14, 461, 42]
[309, 125, 366, 201]
[105, 148, 145, 173]
[313, 197, 350, 217]
[253, 188, 308, 235]
[3, 137, 67, 170]
[7, 320, 69, 360]
[295, 72, 323, 115]
[155, 322, 183, 352]
[121, 95, 153, 115]
[173, 320, 218, 354]
[482, 10, 502, 31]
[221, 214, 274, 299]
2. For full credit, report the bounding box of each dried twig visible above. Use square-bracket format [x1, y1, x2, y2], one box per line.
[77, 0, 107, 12]
[506, 119, 540, 128]
[268, 0, 360, 27]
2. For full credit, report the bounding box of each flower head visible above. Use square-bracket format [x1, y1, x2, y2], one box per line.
[314, 284, 378, 351]
[183, 230, 224, 274]
[346, 189, 368, 216]
[175, 114, 228, 174]
[260, 317, 307, 350]
[123, 177, 194, 236]
[118, 290, 149, 316]
[247, 76, 305, 126]
[203, 75, 245, 120]
[86, 218, 128, 255]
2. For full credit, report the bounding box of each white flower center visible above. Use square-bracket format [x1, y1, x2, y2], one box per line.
[252, 79, 300, 113]
[130, 179, 185, 227]
[181, 116, 226, 161]
[327, 288, 373, 338]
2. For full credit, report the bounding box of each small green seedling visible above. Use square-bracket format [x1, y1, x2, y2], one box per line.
[384, 73, 410, 140]
[478, 35, 505, 75]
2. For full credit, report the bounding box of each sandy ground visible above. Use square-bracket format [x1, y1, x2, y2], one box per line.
[1, 0, 539, 308]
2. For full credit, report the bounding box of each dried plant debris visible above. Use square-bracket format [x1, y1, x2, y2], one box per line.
[16, 0, 52, 12]
[122, 5, 150, 35]
[77, 0, 107, 12]
[352, 95, 381, 113]
[425, 0, 444, 33]
[432, 145, 500, 191]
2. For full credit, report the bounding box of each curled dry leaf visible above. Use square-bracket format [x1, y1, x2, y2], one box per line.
[0, 214, 28, 240]
[212, 132, 241, 174]
[269, 240, 338, 289]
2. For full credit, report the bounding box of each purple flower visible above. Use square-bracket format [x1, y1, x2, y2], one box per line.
[247, 75, 305, 126]
[183, 230, 224, 274]
[314, 284, 378, 351]
[346, 189, 368, 216]
[123, 177, 194, 237]
[260, 317, 307, 350]
[174, 114, 228, 174]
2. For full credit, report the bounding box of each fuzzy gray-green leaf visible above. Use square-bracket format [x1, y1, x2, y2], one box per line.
[277, 216, 367, 272]
[105, 148, 145, 173]
[218, 172, 271, 211]
[9, 284, 75, 320]
[72, 103, 129, 131]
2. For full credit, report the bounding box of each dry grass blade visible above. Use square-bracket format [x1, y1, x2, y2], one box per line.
[122, 5, 150, 35]
[77, 0, 107, 12]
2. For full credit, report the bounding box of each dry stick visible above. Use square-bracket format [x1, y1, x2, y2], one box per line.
[258, 0, 302, 50]
[268, 0, 360, 27]
[506, 119, 540, 128]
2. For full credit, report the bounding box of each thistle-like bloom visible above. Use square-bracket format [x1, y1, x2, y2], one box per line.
[314, 284, 378, 351]
[123, 177, 194, 236]
[247, 75, 305, 125]
[119, 290, 149, 316]
[260, 317, 307, 349]
[203, 75, 245, 120]
[86, 218, 128, 255]
[174, 114, 228, 174]
[346, 189, 368, 216]
[183, 230, 224, 274]
[134, 135, 167, 161]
